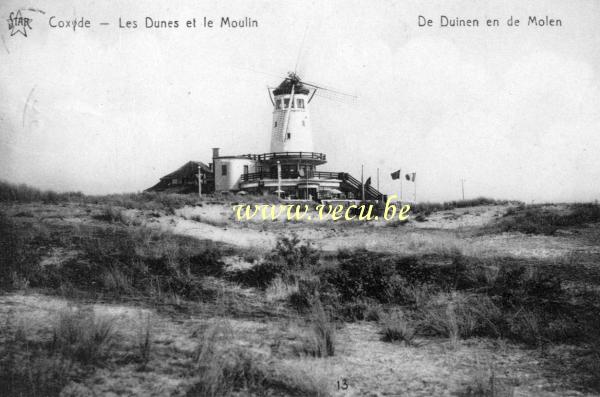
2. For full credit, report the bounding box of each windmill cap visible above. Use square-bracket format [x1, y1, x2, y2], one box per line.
[273, 78, 310, 96]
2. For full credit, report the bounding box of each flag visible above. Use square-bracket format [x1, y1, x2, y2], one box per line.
[405, 173, 416, 182]
[298, 168, 305, 177]
[390, 169, 401, 180]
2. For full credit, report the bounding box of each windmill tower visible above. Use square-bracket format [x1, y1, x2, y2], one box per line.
[269, 73, 316, 153]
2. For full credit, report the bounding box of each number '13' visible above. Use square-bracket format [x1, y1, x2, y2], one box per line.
[337, 378, 348, 390]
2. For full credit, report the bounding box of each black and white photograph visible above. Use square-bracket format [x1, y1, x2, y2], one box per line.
[1, 0, 600, 395]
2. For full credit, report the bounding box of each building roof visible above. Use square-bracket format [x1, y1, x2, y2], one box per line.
[273, 77, 310, 96]
[146, 160, 214, 193]
[160, 161, 211, 181]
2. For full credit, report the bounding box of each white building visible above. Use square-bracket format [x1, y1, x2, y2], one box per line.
[151, 73, 383, 201]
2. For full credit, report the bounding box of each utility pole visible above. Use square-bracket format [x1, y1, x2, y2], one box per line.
[277, 160, 282, 199]
[460, 178, 465, 200]
[377, 167, 380, 202]
[198, 165, 203, 198]
[306, 165, 309, 200]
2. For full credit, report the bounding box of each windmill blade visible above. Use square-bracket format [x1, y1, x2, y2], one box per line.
[294, 24, 310, 76]
[298, 79, 357, 100]
[230, 64, 288, 82]
[282, 83, 295, 142]
[313, 89, 357, 104]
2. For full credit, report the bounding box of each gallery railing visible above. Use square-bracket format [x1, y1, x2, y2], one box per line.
[241, 170, 340, 182]
[240, 171, 385, 200]
[255, 152, 327, 162]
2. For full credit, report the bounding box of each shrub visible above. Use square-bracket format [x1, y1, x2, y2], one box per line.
[403, 283, 438, 309]
[492, 202, 600, 235]
[323, 250, 396, 303]
[0, 345, 74, 397]
[230, 261, 285, 289]
[319, 251, 472, 306]
[265, 276, 299, 302]
[269, 234, 320, 272]
[418, 293, 502, 340]
[51, 307, 115, 364]
[136, 314, 153, 369]
[191, 320, 266, 396]
[381, 310, 417, 346]
[230, 236, 319, 289]
[338, 299, 382, 322]
[577, 342, 600, 390]
[491, 264, 562, 307]
[102, 267, 133, 294]
[412, 197, 512, 214]
[188, 248, 226, 277]
[191, 320, 330, 396]
[289, 276, 320, 312]
[364, 304, 383, 322]
[0, 212, 40, 290]
[0, 212, 24, 287]
[93, 205, 126, 223]
[394, 254, 469, 289]
[0, 317, 73, 396]
[0, 180, 83, 203]
[308, 301, 335, 357]
[30, 224, 223, 300]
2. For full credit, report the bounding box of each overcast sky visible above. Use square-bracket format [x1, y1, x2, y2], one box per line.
[1, 0, 599, 202]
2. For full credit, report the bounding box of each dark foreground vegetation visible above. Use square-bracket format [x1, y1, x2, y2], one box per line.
[2, 180, 600, 395]
[0, 209, 331, 396]
[231, 234, 600, 391]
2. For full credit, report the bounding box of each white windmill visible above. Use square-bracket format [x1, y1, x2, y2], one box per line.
[267, 72, 356, 154]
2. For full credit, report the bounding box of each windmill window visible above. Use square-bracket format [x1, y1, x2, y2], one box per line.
[221, 164, 228, 176]
[276, 99, 282, 110]
[243, 165, 249, 174]
[302, 120, 305, 126]
[286, 133, 291, 139]
[297, 99, 304, 108]
[274, 121, 277, 127]
[284, 98, 290, 108]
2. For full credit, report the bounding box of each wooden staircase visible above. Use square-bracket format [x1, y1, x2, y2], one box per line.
[338, 172, 384, 201]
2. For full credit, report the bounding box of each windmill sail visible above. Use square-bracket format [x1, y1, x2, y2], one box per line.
[282, 82, 295, 142]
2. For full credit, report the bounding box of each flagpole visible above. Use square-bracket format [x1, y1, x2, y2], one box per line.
[400, 177, 403, 202]
[414, 176, 417, 204]
[198, 165, 202, 198]
[361, 164, 365, 201]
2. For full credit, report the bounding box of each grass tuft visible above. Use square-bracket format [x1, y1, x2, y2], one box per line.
[380, 310, 418, 346]
[51, 307, 115, 364]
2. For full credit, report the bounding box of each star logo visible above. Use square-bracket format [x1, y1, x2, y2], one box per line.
[7, 10, 32, 37]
